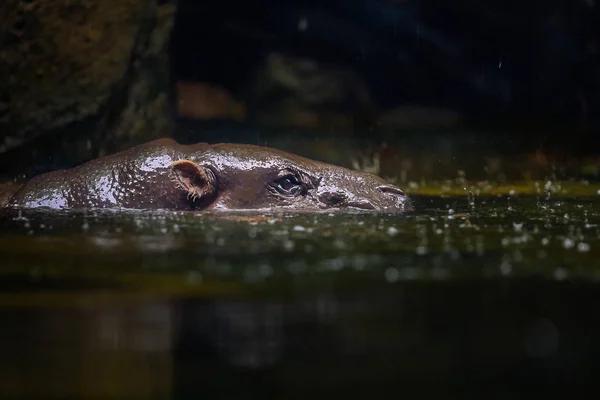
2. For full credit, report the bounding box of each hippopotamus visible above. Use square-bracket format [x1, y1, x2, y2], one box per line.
[1, 138, 411, 212]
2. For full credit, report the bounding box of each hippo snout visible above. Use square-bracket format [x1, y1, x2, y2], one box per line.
[376, 184, 411, 210]
[316, 181, 411, 212]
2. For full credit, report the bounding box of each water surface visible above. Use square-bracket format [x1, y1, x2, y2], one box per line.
[1, 192, 599, 398]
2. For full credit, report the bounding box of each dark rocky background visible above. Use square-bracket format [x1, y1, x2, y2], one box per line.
[0, 0, 599, 178]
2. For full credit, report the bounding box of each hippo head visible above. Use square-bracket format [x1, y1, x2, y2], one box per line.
[169, 143, 412, 213]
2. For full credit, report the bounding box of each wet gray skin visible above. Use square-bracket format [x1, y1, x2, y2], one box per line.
[3, 138, 411, 212]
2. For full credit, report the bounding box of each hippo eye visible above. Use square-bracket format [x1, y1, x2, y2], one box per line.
[271, 173, 305, 197]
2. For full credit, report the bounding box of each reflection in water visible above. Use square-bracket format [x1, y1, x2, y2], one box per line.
[1, 195, 600, 398]
[0, 283, 599, 398]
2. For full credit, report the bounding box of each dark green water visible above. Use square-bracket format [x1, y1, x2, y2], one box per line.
[1, 193, 600, 398]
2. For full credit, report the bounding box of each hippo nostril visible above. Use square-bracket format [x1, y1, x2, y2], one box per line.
[377, 185, 406, 197]
[322, 192, 346, 206]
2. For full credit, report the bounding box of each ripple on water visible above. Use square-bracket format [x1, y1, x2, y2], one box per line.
[0, 194, 600, 283]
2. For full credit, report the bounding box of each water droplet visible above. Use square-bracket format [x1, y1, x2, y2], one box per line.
[327, 258, 345, 271]
[500, 260, 512, 275]
[385, 267, 400, 283]
[298, 17, 308, 31]
[387, 226, 398, 236]
[415, 245, 427, 255]
[562, 238, 575, 249]
[259, 263, 273, 278]
[187, 271, 202, 284]
[577, 242, 590, 252]
[554, 267, 568, 281]
[333, 239, 346, 249]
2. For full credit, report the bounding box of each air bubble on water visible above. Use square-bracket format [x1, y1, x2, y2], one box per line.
[160, 227, 167, 234]
[467, 191, 475, 208]
[187, 271, 202, 285]
[352, 255, 367, 270]
[513, 222, 523, 232]
[448, 209, 455, 215]
[387, 226, 398, 236]
[553, 267, 568, 281]
[333, 239, 347, 249]
[415, 245, 427, 255]
[562, 238, 575, 249]
[500, 259, 512, 275]
[287, 260, 306, 274]
[217, 262, 232, 276]
[537, 249, 547, 259]
[384, 267, 400, 282]
[328, 213, 335, 217]
[577, 242, 590, 252]
[298, 17, 308, 31]
[293, 225, 306, 232]
[431, 266, 450, 280]
[243, 268, 262, 285]
[402, 267, 421, 279]
[172, 224, 180, 233]
[435, 228, 443, 235]
[283, 239, 295, 251]
[541, 237, 550, 246]
[13, 209, 25, 221]
[91, 237, 120, 248]
[475, 236, 485, 256]
[23, 221, 30, 229]
[327, 257, 345, 271]
[259, 263, 273, 278]
[512, 249, 523, 262]
[39, 224, 45, 229]
[501, 237, 510, 247]
[268, 219, 277, 225]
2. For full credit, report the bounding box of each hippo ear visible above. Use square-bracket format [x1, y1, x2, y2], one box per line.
[169, 160, 217, 204]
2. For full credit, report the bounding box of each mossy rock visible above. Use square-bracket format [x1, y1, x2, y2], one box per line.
[0, 0, 166, 155]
